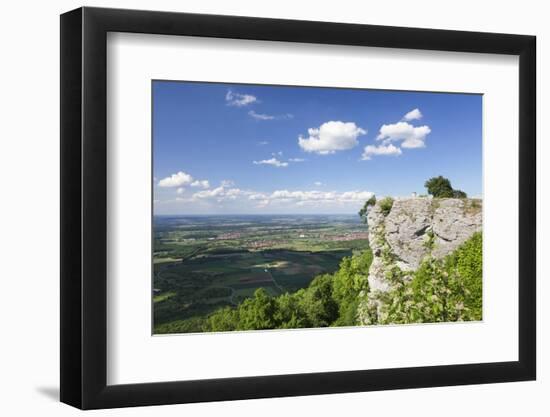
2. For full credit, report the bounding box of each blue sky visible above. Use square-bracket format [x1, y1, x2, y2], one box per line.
[153, 81, 482, 215]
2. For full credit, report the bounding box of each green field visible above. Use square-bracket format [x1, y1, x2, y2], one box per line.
[153, 215, 369, 333]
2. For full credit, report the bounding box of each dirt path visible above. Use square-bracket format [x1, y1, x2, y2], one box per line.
[264, 269, 285, 294]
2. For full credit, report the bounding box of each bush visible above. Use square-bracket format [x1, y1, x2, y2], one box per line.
[379, 197, 394, 216]
[332, 249, 372, 326]
[378, 232, 482, 324]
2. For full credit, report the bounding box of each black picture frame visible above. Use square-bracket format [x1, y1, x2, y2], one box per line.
[60, 6, 536, 410]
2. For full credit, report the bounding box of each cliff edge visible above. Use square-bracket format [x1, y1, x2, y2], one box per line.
[359, 197, 482, 324]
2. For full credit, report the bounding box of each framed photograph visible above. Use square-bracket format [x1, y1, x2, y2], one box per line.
[60, 7, 536, 409]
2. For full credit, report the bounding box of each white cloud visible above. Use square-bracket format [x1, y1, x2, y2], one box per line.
[191, 180, 210, 189]
[248, 193, 268, 201]
[361, 143, 403, 160]
[158, 171, 193, 187]
[225, 188, 242, 199]
[289, 158, 305, 162]
[192, 186, 226, 200]
[253, 157, 289, 168]
[267, 189, 373, 205]
[225, 90, 258, 107]
[248, 110, 294, 121]
[158, 171, 211, 191]
[314, 181, 322, 186]
[376, 121, 431, 149]
[248, 110, 274, 120]
[338, 191, 375, 202]
[164, 182, 376, 213]
[221, 179, 235, 187]
[403, 108, 423, 121]
[192, 183, 248, 202]
[298, 121, 366, 154]
[258, 141, 269, 146]
[191, 187, 373, 206]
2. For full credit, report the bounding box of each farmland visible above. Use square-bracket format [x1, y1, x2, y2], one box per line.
[153, 214, 369, 333]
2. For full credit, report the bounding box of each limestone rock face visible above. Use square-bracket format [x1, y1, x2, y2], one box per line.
[359, 197, 482, 324]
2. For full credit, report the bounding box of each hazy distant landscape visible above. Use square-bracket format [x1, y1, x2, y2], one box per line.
[153, 214, 369, 333]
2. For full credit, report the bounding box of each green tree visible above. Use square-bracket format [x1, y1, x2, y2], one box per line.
[452, 189, 467, 198]
[274, 292, 309, 329]
[424, 176, 467, 198]
[237, 288, 278, 330]
[332, 249, 372, 326]
[299, 274, 339, 327]
[206, 306, 238, 331]
[359, 195, 376, 223]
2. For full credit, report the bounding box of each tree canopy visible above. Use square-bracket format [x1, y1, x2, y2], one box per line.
[358, 195, 376, 223]
[424, 176, 467, 198]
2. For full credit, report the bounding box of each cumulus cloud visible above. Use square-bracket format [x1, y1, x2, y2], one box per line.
[191, 180, 210, 189]
[248, 193, 268, 201]
[191, 182, 248, 202]
[264, 189, 374, 206]
[253, 158, 289, 168]
[192, 186, 226, 200]
[172, 181, 375, 212]
[298, 121, 367, 155]
[376, 121, 431, 149]
[225, 90, 258, 107]
[158, 171, 193, 187]
[361, 143, 403, 160]
[263, 190, 368, 203]
[158, 171, 211, 191]
[403, 108, 423, 121]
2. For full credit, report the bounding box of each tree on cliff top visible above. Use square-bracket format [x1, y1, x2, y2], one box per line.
[358, 195, 376, 223]
[424, 176, 467, 198]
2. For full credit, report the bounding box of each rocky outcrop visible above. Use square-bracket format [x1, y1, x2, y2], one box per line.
[358, 197, 482, 324]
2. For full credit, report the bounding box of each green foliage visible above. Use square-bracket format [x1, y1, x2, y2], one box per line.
[377, 232, 482, 324]
[332, 250, 373, 325]
[204, 248, 373, 332]
[358, 195, 376, 223]
[452, 189, 467, 198]
[424, 176, 467, 198]
[203, 306, 238, 331]
[379, 197, 394, 216]
[154, 317, 207, 334]
[299, 274, 339, 327]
